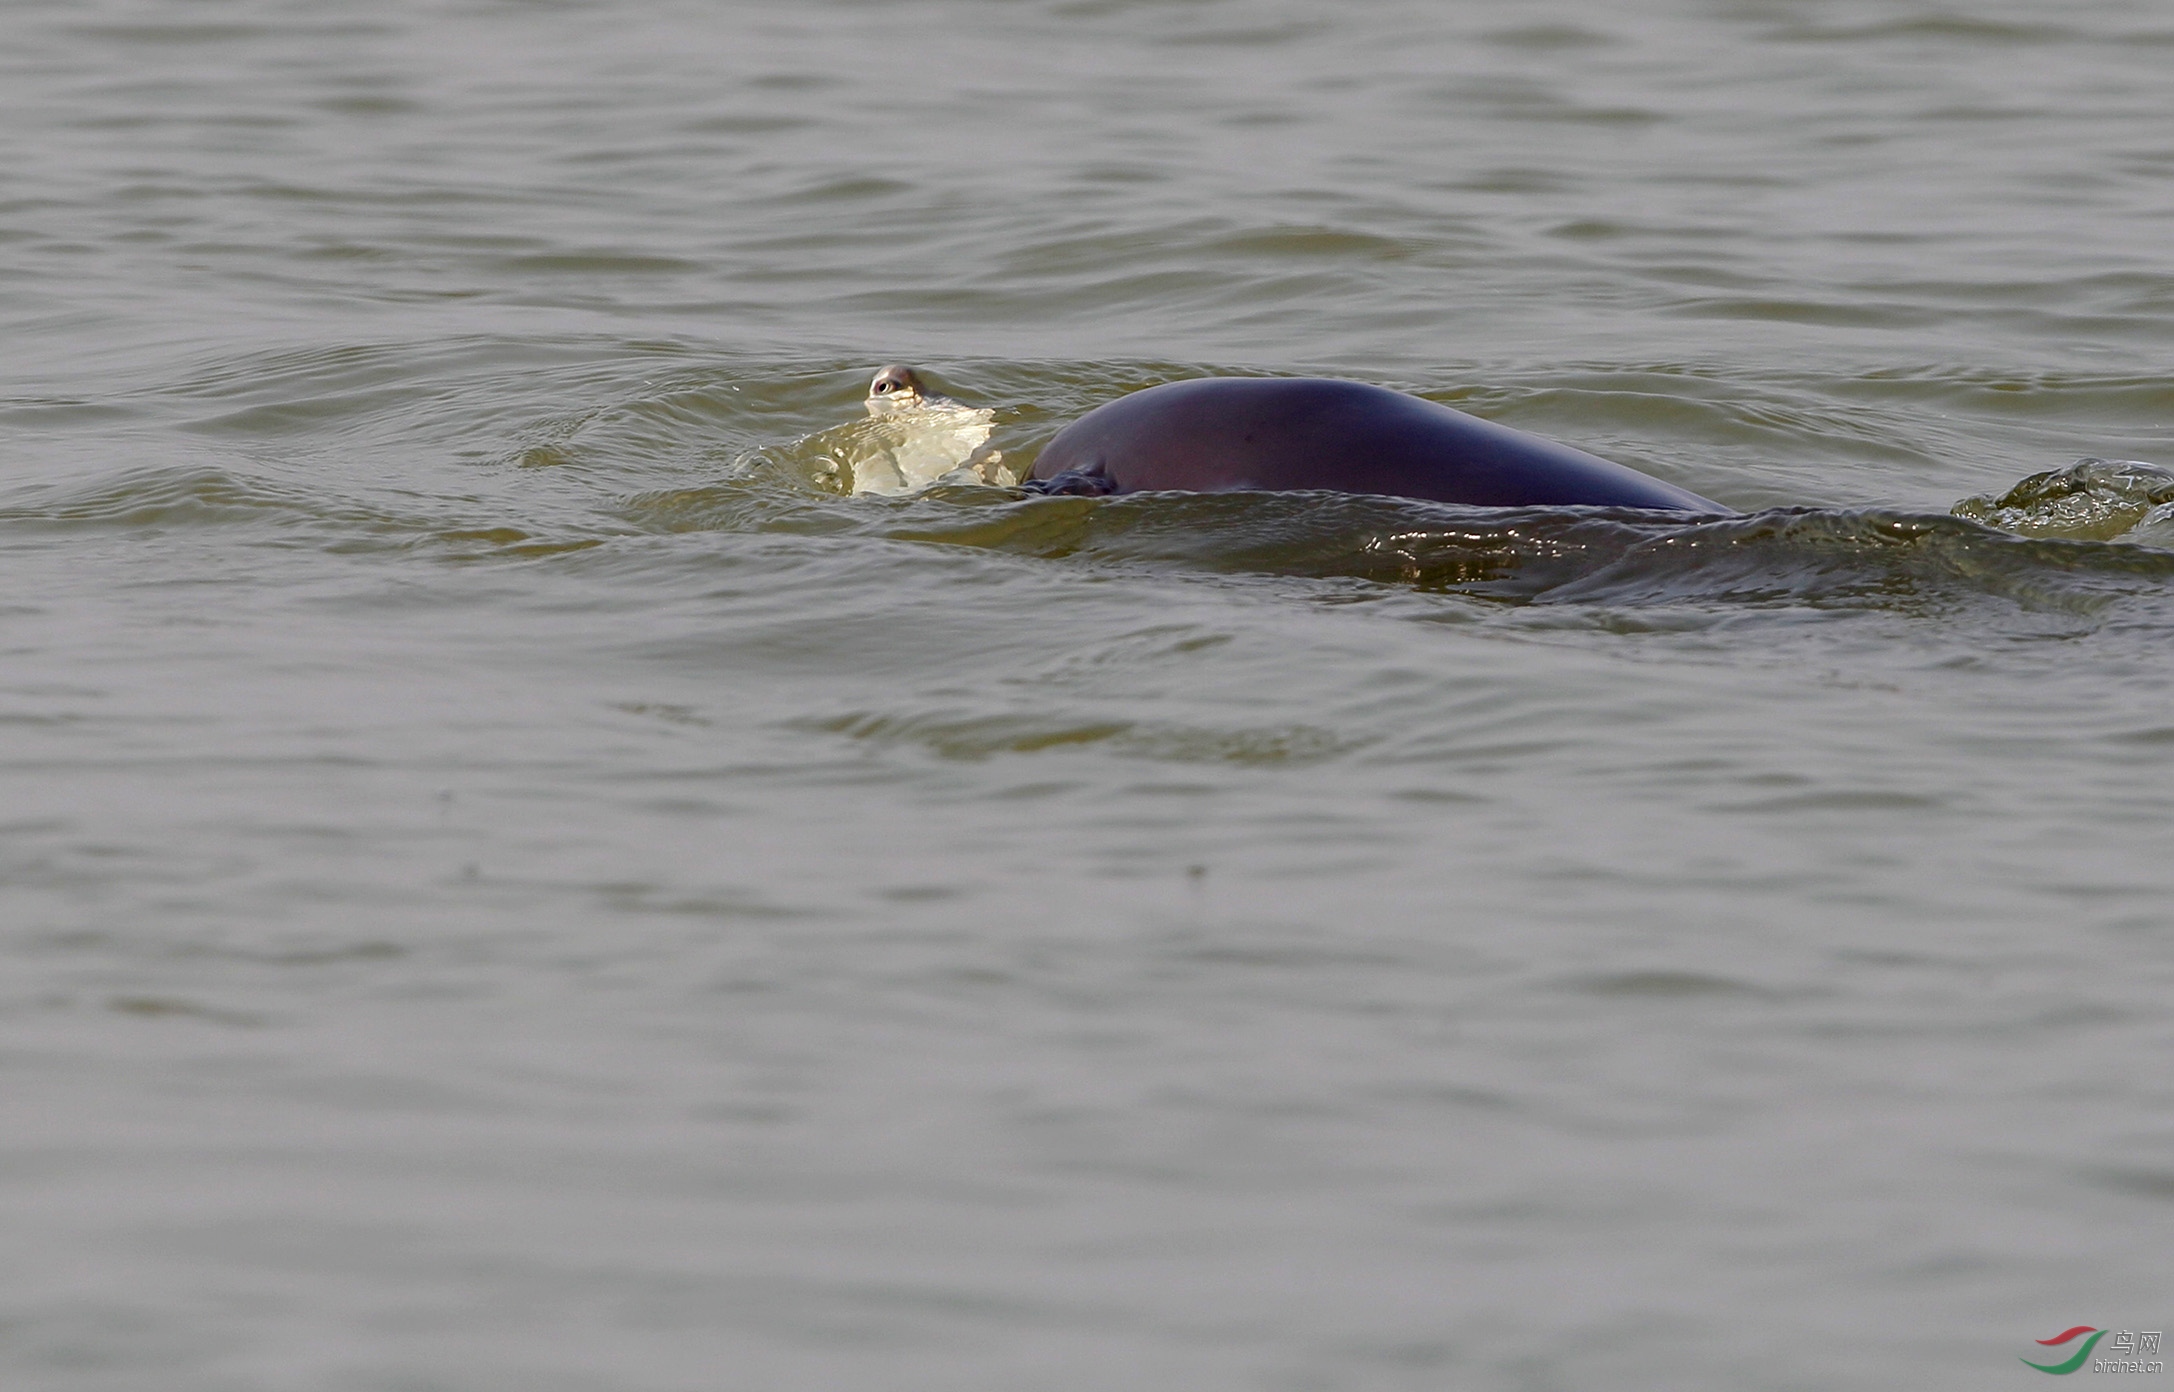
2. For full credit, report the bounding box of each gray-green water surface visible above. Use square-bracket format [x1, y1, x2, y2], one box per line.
[4, 1, 2172, 1388]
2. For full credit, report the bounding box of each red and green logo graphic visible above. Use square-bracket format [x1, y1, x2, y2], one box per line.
[2023, 1327, 2106, 1375]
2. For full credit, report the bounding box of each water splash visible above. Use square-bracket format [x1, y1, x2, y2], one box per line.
[1952, 458, 2174, 543]
[773, 403, 1012, 496]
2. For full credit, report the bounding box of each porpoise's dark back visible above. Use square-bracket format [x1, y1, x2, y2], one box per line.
[1029, 378, 1725, 512]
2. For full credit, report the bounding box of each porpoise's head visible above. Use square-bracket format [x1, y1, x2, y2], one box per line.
[865, 364, 929, 415]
